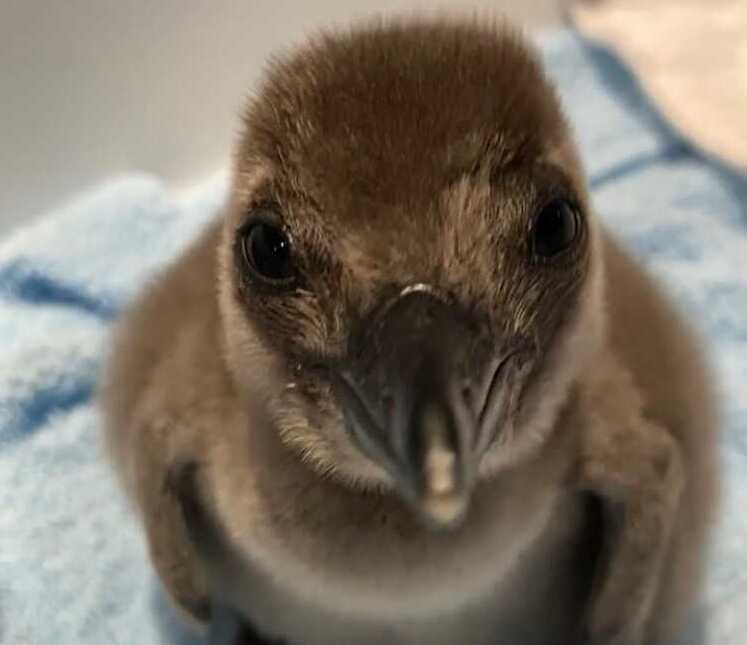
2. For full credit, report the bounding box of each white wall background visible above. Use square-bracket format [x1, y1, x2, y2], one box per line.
[0, 0, 568, 237]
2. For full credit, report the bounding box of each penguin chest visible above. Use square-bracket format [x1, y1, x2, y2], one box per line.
[228, 496, 593, 645]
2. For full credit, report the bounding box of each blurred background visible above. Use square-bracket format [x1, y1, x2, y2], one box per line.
[4, 0, 744, 236]
[0, 0, 572, 236]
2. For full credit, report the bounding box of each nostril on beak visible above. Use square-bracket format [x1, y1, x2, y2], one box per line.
[381, 393, 395, 420]
[460, 380, 473, 407]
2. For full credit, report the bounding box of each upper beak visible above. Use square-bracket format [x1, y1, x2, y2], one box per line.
[332, 287, 513, 529]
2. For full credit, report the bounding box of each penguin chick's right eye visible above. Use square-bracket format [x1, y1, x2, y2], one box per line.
[239, 210, 296, 287]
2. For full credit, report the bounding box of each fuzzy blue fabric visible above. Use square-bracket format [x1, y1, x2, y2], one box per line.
[1, 29, 745, 644]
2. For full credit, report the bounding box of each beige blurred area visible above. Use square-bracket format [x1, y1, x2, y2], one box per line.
[573, 0, 747, 173]
[0, 0, 571, 236]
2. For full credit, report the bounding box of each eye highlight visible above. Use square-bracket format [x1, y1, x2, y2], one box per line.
[531, 198, 580, 258]
[240, 213, 295, 285]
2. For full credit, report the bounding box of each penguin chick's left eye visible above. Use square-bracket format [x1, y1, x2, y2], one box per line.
[532, 198, 580, 258]
[240, 212, 296, 286]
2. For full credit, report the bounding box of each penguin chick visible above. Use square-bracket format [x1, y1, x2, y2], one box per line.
[101, 17, 720, 645]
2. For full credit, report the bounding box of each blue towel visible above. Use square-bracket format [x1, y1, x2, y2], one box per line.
[0, 29, 745, 645]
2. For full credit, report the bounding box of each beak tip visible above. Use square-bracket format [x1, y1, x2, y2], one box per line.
[419, 489, 471, 529]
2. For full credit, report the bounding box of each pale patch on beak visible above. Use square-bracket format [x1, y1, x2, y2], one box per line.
[421, 409, 469, 526]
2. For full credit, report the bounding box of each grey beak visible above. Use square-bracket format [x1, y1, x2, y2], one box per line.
[332, 287, 513, 529]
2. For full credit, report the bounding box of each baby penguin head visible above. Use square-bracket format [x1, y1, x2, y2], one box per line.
[219, 18, 603, 528]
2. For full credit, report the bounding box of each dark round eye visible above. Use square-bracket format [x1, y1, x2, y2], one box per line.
[241, 219, 295, 283]
[532, 198, 579, 258]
